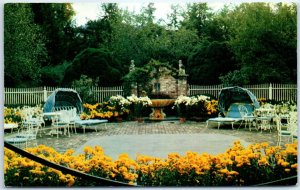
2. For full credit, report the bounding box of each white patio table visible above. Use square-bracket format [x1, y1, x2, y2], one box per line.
[4, 123, 18, 133]
[43, 112, 62, 136]
[255, 108, 276, 132]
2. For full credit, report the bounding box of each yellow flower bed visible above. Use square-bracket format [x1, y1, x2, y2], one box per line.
[4, 141, 297, 186]
[81, 102, 130, 120]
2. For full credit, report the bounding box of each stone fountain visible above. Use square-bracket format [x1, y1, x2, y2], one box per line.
[125, 59, 189, 121]
[149, 99, 175, 120]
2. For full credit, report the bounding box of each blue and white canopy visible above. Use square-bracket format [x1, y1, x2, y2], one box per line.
[218, 86, 260, 114]
[43, 88, 83, 114]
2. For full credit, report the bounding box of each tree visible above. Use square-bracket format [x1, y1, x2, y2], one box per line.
[180, 3, 213, 38]
[187, 41, 236, 85]
[226, 3, 297, 84]
[72, 75, 98, 103]
[167, 4, 183, 30]
[4, 4, 47, 87]
[62, 48, 122, 86]
[31, 3, 75, 66]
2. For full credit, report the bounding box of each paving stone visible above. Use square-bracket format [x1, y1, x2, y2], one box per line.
[20, 121, 279, 155]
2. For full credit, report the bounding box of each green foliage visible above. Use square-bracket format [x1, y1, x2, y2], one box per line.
[181, 3, 213, 38]
[4, 3, 48, 87]
[40, 61, 71, 86]
[187, 41, 236, 85]
[31, 3, 76, 66]
[226, 3, 297, 84]
[71, 75, 98, 103]
[219, 70, 250, 87]
[63, 48, 122, 86]
[4, 2, 297, 87]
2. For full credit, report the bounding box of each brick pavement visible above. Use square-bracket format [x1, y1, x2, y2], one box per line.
[23, 121, 279, 154]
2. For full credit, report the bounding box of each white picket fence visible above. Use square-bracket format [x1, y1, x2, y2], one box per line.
[4, 83, 297, 105]
[189, 83, 297, 101]
[4, 86, 124, 105]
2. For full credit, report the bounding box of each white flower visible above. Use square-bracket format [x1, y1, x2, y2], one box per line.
[126, 94, 152, 106]
[174, 95, 210, 106]
[109, 95, 131, 106]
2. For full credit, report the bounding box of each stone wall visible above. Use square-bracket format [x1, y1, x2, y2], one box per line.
[177, 76, 189, 97]
[149, 75, 189, 98]
[129, 60, 189, 98]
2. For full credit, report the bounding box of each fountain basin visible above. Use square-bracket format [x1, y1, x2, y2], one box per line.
[150, 99, 175, 108]
[149, 99, 175, 120]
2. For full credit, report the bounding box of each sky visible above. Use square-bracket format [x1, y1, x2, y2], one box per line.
[71, 2, 232, 26]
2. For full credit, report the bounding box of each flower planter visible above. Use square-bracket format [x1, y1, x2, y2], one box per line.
[116, 117, 122, 123]
[136, 118, 144, 123]
[179, 117, 186, 123]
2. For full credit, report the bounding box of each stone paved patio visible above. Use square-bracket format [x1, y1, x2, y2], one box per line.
[19, 120, 280, 156]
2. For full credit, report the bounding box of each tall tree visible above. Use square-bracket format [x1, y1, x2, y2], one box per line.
[31, 3, 75, 66]
[226, 3, 297, 84]
[167, 4, 183, 30]
[180, 3, 212, 38]
[4, 3, 47, 87]
[187, 40, 236, 85]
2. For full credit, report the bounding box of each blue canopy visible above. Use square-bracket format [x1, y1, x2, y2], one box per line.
[43, 88, 83, 114]
[218, 86, 260, 115]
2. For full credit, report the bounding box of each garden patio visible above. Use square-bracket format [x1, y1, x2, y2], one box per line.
[4, 2, 298, 187]
[22, 120, 278, 155]
[4, 85, 298, 186]
[4, 118, 297, 186]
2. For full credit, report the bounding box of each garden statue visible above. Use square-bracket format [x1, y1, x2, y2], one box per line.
[178, 60, 186, 76]
[129, 60, 135, 72]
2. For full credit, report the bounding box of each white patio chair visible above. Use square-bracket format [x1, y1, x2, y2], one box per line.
[277, 111, 297, 146]
[5, 122, 39, 148]
[51, 110, 71, 138]
[20, 106, 45, 137]
[238, 105, 256, 131]
[67, 108, 77, 134]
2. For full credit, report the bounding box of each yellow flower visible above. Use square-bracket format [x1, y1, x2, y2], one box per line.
[258, 156, 269, 166]
[128, 181, 135, 185]
[228, 170, 239, 175]
[219, 168, 229, 174]
[110, 173, 116, 178]
[281, 161, 289, 167]
[291, 164, 297, 169]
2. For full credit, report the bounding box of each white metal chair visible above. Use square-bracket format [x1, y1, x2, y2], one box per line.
[5, 122, 39, 148]
[51, 110, 71, 138]
[277, 111, 297, 146]
[20, 106, 45, 137]
[67, 108, 77, 134]
[238, 105, 256, 131]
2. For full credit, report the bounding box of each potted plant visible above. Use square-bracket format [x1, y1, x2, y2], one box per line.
[108, 95, 131, 122]
[127, 94, 152, 122]
[174, 95, 190, 122]
[187, 95, 212, 121]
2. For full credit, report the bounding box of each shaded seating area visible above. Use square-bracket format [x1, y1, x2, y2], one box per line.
[5, 106, 44, 148]
[206, 86, 260, 129]
[43, 88, 84, 117]
[43, 88, 108, 135]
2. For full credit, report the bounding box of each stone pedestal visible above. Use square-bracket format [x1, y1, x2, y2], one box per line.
[177, 75, 189, 96]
